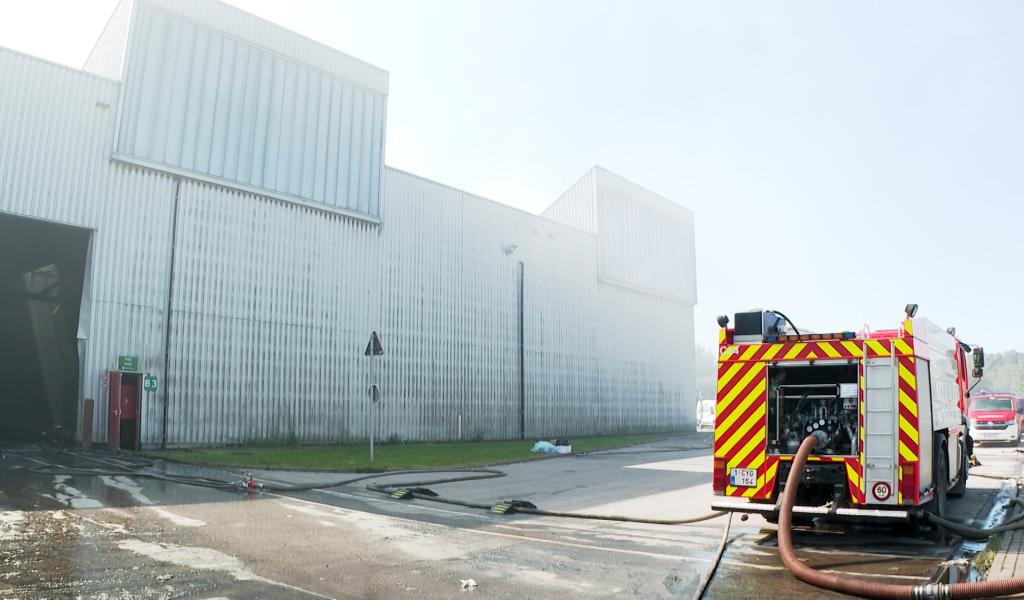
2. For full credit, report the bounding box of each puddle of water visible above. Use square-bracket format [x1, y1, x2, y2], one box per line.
[43, 476, 104, 509]
[944, 481, 1018, 583]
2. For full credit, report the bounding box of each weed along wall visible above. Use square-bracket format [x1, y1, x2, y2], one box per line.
[0, 0, 697, 447]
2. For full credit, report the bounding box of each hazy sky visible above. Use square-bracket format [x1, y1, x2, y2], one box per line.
[3, 1, 1023, 351]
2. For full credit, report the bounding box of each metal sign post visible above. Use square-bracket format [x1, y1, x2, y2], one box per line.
[144, 375, 159, 446]
[365, 331, 384, 464]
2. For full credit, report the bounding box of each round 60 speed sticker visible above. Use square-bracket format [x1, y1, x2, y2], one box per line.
[871, 481, 892, 501]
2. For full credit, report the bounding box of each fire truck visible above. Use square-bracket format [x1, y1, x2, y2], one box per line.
[709, 305, 984, 521]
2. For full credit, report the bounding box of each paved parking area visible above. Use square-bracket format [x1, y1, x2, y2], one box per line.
[1, 436, 1018, 599]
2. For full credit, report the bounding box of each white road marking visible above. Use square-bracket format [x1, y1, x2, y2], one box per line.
[626, 457, 714, 473]
[118, 539, 334, 599]
[270, 491, 932, 582]
[43, 475, 103, 509]
[101, 476, 154, 504]
[149, 507, 207, 528]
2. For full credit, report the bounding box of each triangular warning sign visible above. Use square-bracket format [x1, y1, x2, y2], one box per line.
[364, 331, 384, 356]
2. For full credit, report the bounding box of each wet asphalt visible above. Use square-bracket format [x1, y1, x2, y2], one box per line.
[0, 434, 1020, 599]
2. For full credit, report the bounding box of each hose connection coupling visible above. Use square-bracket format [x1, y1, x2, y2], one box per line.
[240, 472, 262, 491]
[911, 583, 951, 600]
[389, 487, 438, 500]
[491, 500, 538, 515]
[810, 430, 828, 448]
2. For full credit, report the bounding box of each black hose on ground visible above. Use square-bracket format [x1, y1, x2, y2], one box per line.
[926, 513, 1024, 540]
[364, 481, 728, 525]
[27, 450, 506, 493]
[516, 506, 726, 525]
[691, 513, 734, 600]
[27, 449, 724, 526]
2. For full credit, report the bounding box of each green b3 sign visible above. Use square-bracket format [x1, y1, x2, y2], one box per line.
[143, 375, 158, 393]
[118, 355, 139, 371]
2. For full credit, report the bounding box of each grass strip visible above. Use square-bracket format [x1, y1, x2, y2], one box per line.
[146, 434, 671, 472]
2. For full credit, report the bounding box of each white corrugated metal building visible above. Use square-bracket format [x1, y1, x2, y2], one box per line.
[0, 0, 697, 447]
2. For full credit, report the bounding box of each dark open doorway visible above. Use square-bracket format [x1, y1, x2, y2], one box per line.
[0, 212, 90, 442]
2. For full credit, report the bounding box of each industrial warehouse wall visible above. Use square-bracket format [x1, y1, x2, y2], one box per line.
[163, 169, 693, 444]
[0, 47, 695, 446]
[380, 170, 693, 440]
[162, 180, 380, 445]
[0, 49, 177, 442]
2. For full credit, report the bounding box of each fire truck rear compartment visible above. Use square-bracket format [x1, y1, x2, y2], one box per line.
[767, 363, 860, 457]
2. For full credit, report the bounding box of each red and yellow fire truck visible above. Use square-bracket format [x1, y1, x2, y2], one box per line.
[710, 305, 983, 521]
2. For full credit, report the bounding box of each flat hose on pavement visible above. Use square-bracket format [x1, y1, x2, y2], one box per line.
[779, 433, 1024, 599]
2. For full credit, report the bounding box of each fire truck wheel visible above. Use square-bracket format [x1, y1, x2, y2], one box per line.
[949, 436, 968, 497]
[931, 438, 949, 520]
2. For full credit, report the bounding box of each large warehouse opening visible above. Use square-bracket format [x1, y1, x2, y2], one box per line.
[0, 212, 90, 442]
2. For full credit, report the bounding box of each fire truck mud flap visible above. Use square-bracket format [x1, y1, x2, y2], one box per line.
[710, 499, 911, 521]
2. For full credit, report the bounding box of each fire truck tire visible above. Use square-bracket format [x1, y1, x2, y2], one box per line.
[932, 437, 949, 520]
[949, 435, 968, 497]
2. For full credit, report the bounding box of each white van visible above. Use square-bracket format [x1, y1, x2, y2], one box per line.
[696, 399, 716, 432]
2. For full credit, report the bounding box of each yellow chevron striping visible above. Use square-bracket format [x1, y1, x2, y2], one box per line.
[899, 440, 917, 462]
[728, 428, 767, 474]
[761, 344, 784, 361]
[893, 339, 912, 355]
[806, 350, 819, 359]
[739, 344, 762, 361]
[718, 364, 764, 413]
[783, 343, 807, 359]
[899, 416, 919, 444]
[716, 402, 767, 458]
[898, 362, 916, 389]
[715, 378, 766, 439]
[819, 342, 842, 358]
[845, 463, 860, 488]
[745, 453, 766, 471]
[899, 388, 918, 417]
[719, 329, 727, 345]
[904, 319, 913, 335]
[842, 341, 862, 356]
[866, 340, 890, 356]
[717, 362, 744, 392]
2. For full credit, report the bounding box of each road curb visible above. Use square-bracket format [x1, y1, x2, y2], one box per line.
[984, 479, 1024, 580]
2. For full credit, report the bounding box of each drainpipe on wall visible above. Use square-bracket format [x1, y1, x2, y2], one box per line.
[160, 178, 182, 450]
[517, 260, 525, 440]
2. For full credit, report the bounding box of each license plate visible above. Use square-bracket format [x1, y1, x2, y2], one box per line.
[729, 468, 757, 487]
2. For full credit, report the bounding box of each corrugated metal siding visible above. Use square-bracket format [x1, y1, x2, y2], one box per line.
[545, 166, 697, 304]
[115, 1, 386, 218]
[381, 169, 692, 440]
[144, 0, 388, 94]
[82, 0, 132, 80]
[541, 168, 598, 234]
[0, 48, 177, 445]
[162, 179, 380, 445]
[1, 47, 695, 446]
[157, 168, 692, 444]
[377, 170, 520, 441]
[597, 186, 697, 303]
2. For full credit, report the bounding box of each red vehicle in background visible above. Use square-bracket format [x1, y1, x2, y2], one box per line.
[968, 393, 1022, 445]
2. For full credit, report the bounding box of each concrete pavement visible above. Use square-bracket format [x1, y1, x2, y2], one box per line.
[1, 435, 1021, 599]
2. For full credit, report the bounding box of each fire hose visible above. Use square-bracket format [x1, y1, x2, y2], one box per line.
[28, 449, 728, 526]
[779, 432, 1024, 599]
